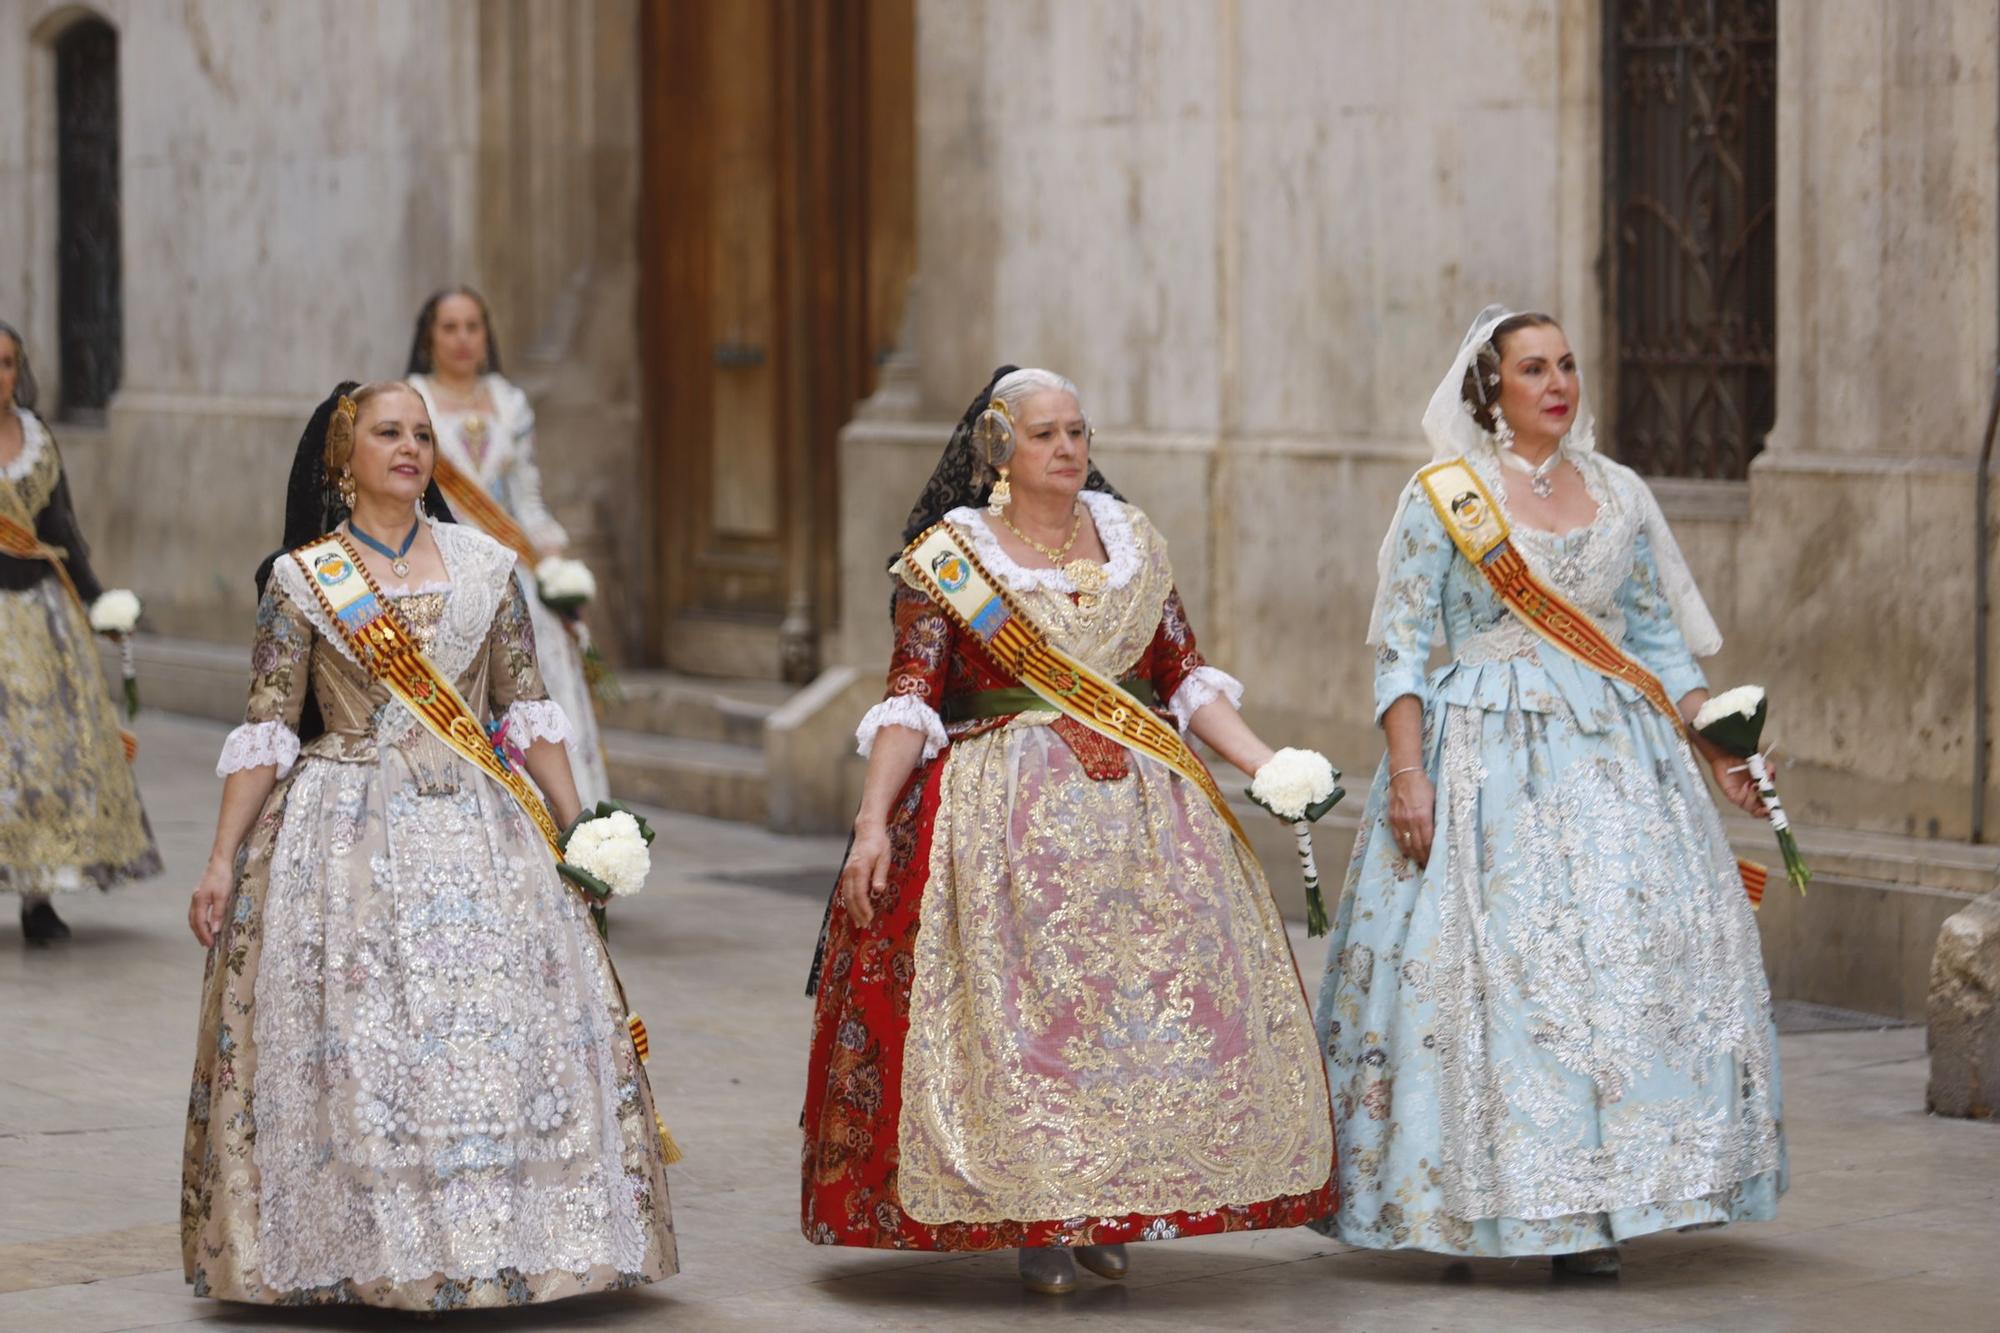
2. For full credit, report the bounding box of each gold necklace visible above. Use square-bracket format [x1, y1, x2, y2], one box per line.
[999, 503, 1110, 606]
[999, 505, 1083, 563]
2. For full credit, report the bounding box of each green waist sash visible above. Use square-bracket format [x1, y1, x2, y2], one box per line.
[942, 678, 1157, 723]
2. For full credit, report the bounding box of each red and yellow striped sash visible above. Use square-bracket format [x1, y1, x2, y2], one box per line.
[290, 534, 564, 856]
[901, 521, 1251, 850]
[431, 455, 543, 566]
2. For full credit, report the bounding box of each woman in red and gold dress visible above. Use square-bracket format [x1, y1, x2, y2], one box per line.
[800, 367, 1335, 1295]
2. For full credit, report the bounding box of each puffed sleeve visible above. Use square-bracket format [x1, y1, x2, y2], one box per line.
[487, 574, 574, 746]
[1616, 530, 1706, 702]
[215, 584, 312, 777]
[855, 580, 952, 760]
[1139, 587, 1244, 731]
[1371, 480, 1454, 724]
[498, 380, 569, 554]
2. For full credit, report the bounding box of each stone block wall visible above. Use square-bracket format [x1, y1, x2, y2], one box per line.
[0, 0, 647, 655]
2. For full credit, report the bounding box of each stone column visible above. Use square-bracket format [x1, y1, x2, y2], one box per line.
[1737, 0, 1999, 837]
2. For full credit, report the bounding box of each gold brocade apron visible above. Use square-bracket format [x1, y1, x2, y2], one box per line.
[1417, 460, 1770, 905]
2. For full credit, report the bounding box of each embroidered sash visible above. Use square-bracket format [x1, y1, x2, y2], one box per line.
[432, 454, 542, 565]
[0, 509, 138, 762]
[1417, 459, 1768, 903]
[901, 521, 1251, 849]
[289, 534, 564, 856]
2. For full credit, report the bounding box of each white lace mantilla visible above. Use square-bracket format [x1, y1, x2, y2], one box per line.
[944, 490, 1143, 595]
[216, 720, 302, 778]
[857, 695, 948, 760]
[272, 520, 518, 748]
[1167, 665, 1244, 730]
[502, 698, 574, 747]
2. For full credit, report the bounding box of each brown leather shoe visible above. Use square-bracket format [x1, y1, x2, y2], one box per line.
[1018, 1247, 1077, 1295]
[1076, 1243, 1128, 1280]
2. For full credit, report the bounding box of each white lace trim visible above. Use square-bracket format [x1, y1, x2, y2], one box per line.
[1167, 665, 1245, 731]
[502, 698, 574, 747]
[216, 720, 301, 778]
[3, 406, 48, 481]
[856, 695, 948, 761]
[943, 490, 1144, 594]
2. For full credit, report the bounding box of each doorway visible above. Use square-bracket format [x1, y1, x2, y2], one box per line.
[640, 0, 914, 682]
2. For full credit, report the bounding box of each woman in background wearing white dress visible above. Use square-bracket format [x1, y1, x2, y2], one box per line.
[406, 287, 610, 805]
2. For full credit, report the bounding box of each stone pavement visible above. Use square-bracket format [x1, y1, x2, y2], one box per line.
[1, 712, 1994, 1332]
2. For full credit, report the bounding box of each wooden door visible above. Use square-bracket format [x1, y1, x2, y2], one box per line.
[641, 0, 913, 682]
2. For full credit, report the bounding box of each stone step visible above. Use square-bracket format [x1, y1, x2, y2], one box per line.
[596, 670, 792, 748]
[601, 728, 768, 825]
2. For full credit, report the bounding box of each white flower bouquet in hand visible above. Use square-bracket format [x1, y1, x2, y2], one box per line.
[1248, 748, 1346, 936]
[1693, 685, 1809, 896]
[558, 801, 656, 937]
[88, 589, 143, 718]
[535, 556, 597, 614]
[535, 556, 622, 705]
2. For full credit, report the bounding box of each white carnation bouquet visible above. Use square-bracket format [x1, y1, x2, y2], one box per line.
[557, 800, 656, 936]
[1692, 684, 1809, 898]
[535, 556, 621, 705]
[88, 588, 143, 718]
[1248, 747, 1346, 935]
[535, 556, 597, 612]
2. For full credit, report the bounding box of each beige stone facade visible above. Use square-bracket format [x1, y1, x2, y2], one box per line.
[0, 0, 648, 653]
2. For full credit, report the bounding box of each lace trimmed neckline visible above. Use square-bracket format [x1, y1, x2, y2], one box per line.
[1, 406, 48, 482]
[1472, 444, 1613, 543]
[946, 489, 1143, 594]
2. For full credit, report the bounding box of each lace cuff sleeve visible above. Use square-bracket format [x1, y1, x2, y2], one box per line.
[1166, 665, 1245, 731]
[216, 720, 301, 778]
[501, 698, 575, 747]
[856, 695, 948, 761]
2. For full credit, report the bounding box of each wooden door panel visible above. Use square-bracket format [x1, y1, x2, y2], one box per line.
[641, 0, 914, 679]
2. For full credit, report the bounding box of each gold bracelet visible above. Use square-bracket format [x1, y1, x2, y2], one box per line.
[1389, 765, 1424, 782]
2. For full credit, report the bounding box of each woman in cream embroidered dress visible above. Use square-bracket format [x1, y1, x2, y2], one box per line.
[801, 368, 1333, 1296]
[181, 382, 674, 1310]
[0, 322, 160, 942]
[1316, 308, 1784, 1274]
[406, 287, 609, 806]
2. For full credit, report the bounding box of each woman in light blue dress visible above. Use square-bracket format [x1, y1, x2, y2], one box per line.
[1315, 307, 1784, 1275]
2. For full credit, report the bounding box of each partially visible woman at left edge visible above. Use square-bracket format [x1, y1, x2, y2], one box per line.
[0, 321, 160, 943]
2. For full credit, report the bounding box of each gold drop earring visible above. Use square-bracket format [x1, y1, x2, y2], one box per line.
[335, 468, 358, 508]
[986, 467, 1013, 515]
